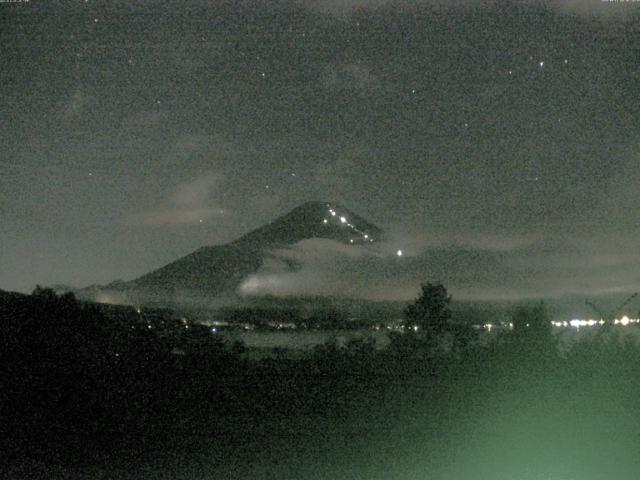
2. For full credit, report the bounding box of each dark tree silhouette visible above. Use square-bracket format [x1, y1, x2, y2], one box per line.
[32, 285, 58, 301]
[404, 282, 452, 334]
[511, 302, 552, 341]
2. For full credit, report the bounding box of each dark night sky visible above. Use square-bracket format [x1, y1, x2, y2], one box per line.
[2, 0, 640, 302]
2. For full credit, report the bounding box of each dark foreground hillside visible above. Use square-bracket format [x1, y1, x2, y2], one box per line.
[2, 290, 640, 479]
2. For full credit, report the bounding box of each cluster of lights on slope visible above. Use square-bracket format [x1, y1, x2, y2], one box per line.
[325, 206, 376, 245]
[324, 205, 404, 256]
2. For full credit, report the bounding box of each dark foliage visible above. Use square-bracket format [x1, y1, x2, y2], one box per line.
[403, 282, 452, 333]
[3, 287, 640, 479]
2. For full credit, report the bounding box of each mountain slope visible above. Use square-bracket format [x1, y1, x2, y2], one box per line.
[84, 202, 382, 305]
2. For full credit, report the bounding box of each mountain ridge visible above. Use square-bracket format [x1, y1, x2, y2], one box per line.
[79, 201, 383, 306]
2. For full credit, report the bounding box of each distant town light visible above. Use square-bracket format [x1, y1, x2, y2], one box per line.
[396, 249, 403, 256]
[323, 219, 328, 224]
[340, 216, 347, 223]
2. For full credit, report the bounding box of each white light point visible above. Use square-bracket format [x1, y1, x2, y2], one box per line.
[364, 234, 368, 239]
[323, 219, 328, 224]
[340, 216, 346, 223]
[539, 61, 544, 68]
[331, 211, 336, 216]
[396, 249, 403, 257]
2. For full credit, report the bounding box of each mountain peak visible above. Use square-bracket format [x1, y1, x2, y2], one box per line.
[231, 201, 382, 249]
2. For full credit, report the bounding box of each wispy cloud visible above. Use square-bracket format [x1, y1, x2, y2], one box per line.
[320, 62, 381, 94]
[302, 0, 638, 18]
[127, 173, 226, 227]
[238, 234, 640, 302]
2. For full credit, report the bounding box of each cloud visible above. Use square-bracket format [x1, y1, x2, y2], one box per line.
[301, 0, 639, 18]
[553, 0, 639, 17]
[127, 173, 226, 227]
[320, 62, 381, 94]
[61, 88, 90, 122]
[127, 207, 225, 227]
[238, 233, 640, 302]
[170, 173, 219, 207]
